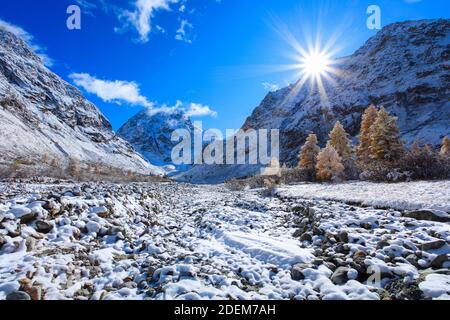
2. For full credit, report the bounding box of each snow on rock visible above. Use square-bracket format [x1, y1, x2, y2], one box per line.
[276, 180, 450, 213]
[0, 180, 449, 300]
[222, 231, 314, 268]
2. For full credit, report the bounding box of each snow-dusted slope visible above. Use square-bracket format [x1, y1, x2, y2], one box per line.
[180, 19, 450, 183]
[0, 28, 162, 175]
[118, 109, 194, 172]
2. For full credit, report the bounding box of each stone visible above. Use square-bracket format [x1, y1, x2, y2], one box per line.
[430, 254, 449, 269]
[300, 232, 312, 242]
[331, 267, 349, 285]
[19, 212, 37, 224]
[404, 210, 450, 223]
[337, 231, 349, 243]
[35, 220, 53, 234]
[86, 221, 101, 234]
[6, 291, 31, 300]
[420, 240, 446, 251]
[0, 235, 5, 249]
[291, 263, 312, 281]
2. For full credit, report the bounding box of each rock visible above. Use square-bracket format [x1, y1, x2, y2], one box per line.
[376, 239, 390, 249]
[312, 226, 324, 236]
[331, 267, 349, 285]
[384, 278, 424, 300]
[404, 210, 450, 223]
[420, 240, 446, 251]
[6, 291, 31, 300]
[292, 229, 303, 238]
[406, 254, 419, 267]
[291, 263, 312, 281]
[430, 254, 449, 269]
[20, 212, 37, 224]
[92, 206, 109, 218]
[0, 235, 5, 249]
[43, 200, 61, 216]
[35, 220, 53, 234]
[337, 231, 349, 243]
[86, 221, 101, 234]
[300, 232, 312, 242]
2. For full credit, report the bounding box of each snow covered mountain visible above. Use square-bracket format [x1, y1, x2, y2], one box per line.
[180, 19, 450, 183]
[118, 109, 194, 172]
[0, 28, 163, 175]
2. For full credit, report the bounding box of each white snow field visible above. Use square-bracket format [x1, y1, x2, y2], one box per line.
[0, 181, 449, 300]
[276, 180, 450, 213]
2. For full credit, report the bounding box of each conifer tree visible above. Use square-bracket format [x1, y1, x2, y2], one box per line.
[329, 121, 352, 162]
[316, 144, 345, 182]
[441, 136, 450, 156]
[357, 105, 378, 162]
[369, 107, 404, 162]
[298, 134, 320, 170]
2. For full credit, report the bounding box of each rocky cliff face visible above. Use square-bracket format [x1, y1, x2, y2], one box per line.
[0, 28, 162, 175]
[244, 19, 450, 165]
[118, 109, 194, 172]
[180, 19, 450, 183]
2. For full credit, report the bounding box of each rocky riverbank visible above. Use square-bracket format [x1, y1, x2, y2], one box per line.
[0, 181, 449, 300]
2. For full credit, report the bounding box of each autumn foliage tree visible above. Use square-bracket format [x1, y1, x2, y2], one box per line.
[369, 107, 404, 163]
[357, 105, 378, 162]
[298, 133, 320, 180]
[328, 121, 352, 161]
[316, 144, 345, 182]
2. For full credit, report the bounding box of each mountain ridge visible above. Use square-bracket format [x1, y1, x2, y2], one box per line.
[179, 19, 450, 183]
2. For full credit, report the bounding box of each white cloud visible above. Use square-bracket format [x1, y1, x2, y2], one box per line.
[148, 101, 217, 118]
[175, 19, 193, 43]
[75, 0, 97, 16]
[185, 102, 217, 118]
[70, 73, 153, 107]
[262, 82, 280, 92]
[0, 18, 54, 67]
[120, 0, 178, 43]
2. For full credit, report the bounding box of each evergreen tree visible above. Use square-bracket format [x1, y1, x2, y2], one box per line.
[441, 136, 450, 156]
[316, 143, 345, 182]
[369, 107, 404, 162]
[357, 105, 378, 162]
[329, 121, 352, 161]
[298, 134, 320, 170]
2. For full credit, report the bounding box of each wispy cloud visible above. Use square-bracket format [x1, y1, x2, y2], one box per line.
[70, 73, 154, 107]
[262, 82, 280, 92]
[75, 0, 97, 16]
[175, 19, 193, 43]
[0, 18, 54, 67]
[146, 100, 217, 118]
[119, 0, 178, 43]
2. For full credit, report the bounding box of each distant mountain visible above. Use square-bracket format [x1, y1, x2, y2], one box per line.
[179, 19, 450, 183]
[118, 108, 194, 173]
[0, 28, 163, 175]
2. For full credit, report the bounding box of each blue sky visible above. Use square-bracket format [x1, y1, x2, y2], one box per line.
[0, 0, 449, 132]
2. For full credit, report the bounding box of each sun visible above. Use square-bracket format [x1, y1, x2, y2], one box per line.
[298, 50, 333, 81]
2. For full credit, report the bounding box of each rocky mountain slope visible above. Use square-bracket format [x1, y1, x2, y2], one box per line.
[180, 19, 450, 183]
[244, 19, 450, 164]
[0, 28, 162, 176]
[118, 109, 194, 173]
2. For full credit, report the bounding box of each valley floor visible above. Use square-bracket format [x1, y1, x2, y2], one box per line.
[0, 180, 449, 300]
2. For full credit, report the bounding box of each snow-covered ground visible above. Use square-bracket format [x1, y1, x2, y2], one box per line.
[276, 180, 450, 213]
[0, 181, 449, 300]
